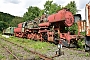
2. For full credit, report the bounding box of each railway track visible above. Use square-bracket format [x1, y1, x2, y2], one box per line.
[0, 38, 53, 60]
[67, 47, 85, 52]
[0, 44, 19, 60]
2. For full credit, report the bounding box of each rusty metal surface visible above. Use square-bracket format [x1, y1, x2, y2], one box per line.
[86, 28, 90, 36]
[38, 22, 50, 27]
[88, 6, 90, 20]
[47, 32, 54, 41]
[14, 28, 22, 33]
[39, 30, 49, 33]
[18, 23, 22, 28]
[86, 3, 90, 36]
[47, 14, 56, 22]
[77, 20, 86, 33]
[47, 9, 74, 27]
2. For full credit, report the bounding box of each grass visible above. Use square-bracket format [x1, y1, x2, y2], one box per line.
[0, 54, 4, 59]
[77, 38, 85, 50]
[9, 54, 14, 59]
[34, 56, 41, 60]
[1, 34, 90, 58]
[85, 53, 90, 57]
[16, 54, 23, 57]
[78, 52, 90, 57]
[0, 35, 56, 54]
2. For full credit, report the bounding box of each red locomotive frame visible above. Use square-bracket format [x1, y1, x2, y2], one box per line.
[14, 8, 83, 47]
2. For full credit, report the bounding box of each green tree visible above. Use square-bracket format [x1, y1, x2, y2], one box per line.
[39, 9, 45, 17]
[10, 17, 23, 27]
[65, 1, 77, 15]
[0, 21, 8, 31]
[0, 12, 15, 23]
[23, 6, 41, 21]
[0, 12, 16, 32]
[69, 23, 78, 34]
[44, 0, 61, 15]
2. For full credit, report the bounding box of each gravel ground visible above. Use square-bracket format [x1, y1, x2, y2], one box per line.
[0, 39, 40, 60]
[0, 44, 13, 60]
[53, 47, 90, 60]
[16, 43, 90, 60]
[0, 36, 90, 60]
[23, 43, 90, 60]
[33, 45, 90, 60]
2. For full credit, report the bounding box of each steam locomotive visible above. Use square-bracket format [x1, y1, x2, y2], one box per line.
[3, 8, 83, 48]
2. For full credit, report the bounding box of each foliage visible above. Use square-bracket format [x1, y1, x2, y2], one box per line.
[23, 1, 77, 21]
[68, 23, 78, 34]
[0, 54, 4, 59]
[0, 21, 8, 31]
[10, 17, 23, 27]
[80, 32, 86, 36]
[23, 6, 41, 21]
[2, 36, 56, 54]
[39, 9, 45, 17]
[0, 12, 23, 31]
[0, 12, 15, 23]
[65, 1, 77, 15]
[44, 0, 61, 15]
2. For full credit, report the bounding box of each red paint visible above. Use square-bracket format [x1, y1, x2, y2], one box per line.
[47, 9, 74, 27]
[19, 33, 23, 38]
[47, 14, 56, 22]
[60, 33, 71, 43]
[14, 33, 19, 37]
[27, 34, 30, 39]
[38, 22, 50, 27]
[18, 23, 22, 28]
[14, 28, 22, 33]
[55, 10, 65, 22]
[64, 11, 74, 26]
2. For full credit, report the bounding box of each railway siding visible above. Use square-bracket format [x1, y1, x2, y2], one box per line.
[0, 38, 41, 60]
[0, 44, 12, 60]
[0, 36, 53, 60]
[0, 35, 90, 60]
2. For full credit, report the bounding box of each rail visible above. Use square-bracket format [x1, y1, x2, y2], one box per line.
[0, 44, 19, 60]
[1, 38, 53, 60]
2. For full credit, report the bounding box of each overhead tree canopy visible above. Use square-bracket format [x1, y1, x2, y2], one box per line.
[65, 1, 77, 15]
[23, 1, 77, 21]
[44, 0, 62, 15]
[39, 10, 45, 17]
[23, 6, 41, 21]
[10, 17, 23, 27]
[0, 21, 8, 31]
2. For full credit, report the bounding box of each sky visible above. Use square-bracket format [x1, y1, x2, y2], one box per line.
[0, 0, 90, 20]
